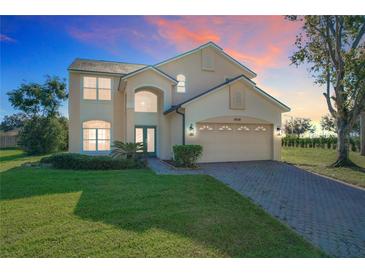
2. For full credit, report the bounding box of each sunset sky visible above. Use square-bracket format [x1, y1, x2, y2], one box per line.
[1, 16, 330, 126]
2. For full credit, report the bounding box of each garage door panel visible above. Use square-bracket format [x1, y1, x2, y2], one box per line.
[193, 124, 272, 163]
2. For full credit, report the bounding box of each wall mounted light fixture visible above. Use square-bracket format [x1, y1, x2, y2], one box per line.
[276, 126, 282, 136]
[189, 123, 195, 136]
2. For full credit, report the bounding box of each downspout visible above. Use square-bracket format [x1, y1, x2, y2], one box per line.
[175, 107, 185, 145]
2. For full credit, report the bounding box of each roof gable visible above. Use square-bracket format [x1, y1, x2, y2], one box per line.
[121, 66, 178, 84]
[164, 75, 290, 114]
[155, 42, 257, 79]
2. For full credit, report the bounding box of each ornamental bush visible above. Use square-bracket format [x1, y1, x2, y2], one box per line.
[41, 153, 145, 170]
[172, 144, 203, 167]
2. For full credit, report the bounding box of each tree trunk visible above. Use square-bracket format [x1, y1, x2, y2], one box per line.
[332, 118, 353, 167]
[361, 112, 365, 156]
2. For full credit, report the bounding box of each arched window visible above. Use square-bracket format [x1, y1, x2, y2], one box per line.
[82, 120, 111, 151]
[135, 91, 157, 112]
[177, 74, 186, 93]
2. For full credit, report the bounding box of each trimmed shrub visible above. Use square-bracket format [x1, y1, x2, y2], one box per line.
[173, 145, 203, 167]
[41, 153, 145, 170]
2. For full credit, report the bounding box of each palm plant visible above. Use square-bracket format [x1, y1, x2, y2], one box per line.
[111, 141, 144, 159]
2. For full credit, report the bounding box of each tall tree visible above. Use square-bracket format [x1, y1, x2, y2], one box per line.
[6, 76, 69, 154]
[284, 117, 316, 137]
[288, 16, 365, 167]
[7, 76, 68, 118]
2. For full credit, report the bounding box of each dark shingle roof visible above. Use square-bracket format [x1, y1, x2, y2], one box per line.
[68, 58, 146, 75]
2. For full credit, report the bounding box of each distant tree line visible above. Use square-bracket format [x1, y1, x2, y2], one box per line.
[282, 115, 361, 152]
[282, 136, 361, 152]
[283, 115, 360, 138]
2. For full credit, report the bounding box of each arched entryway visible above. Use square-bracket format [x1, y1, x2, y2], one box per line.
[133, 86, 164, 157]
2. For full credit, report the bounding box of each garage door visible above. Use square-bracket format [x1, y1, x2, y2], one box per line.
[194, 123, 273, 163]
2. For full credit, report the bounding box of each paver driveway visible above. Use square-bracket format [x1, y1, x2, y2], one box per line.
[148, 159, 365, 257]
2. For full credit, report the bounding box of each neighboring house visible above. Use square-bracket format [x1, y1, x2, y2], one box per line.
[68, 42, 290, 162]
[0, 128, 20, 148]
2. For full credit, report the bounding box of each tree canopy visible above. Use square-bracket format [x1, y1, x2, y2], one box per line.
[7, 76, 68, 118]
[284, 117, 316, 137]
[320, 114, 360, 135]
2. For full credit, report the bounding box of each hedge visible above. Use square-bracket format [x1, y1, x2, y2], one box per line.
[173, 144, 203, 167]
[281, 136, 361, 152]
[41, 153, 145, 170]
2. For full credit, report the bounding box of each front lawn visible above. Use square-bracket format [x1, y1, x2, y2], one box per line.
[0, 149, 324, 257]
[282, 147, 365, 188]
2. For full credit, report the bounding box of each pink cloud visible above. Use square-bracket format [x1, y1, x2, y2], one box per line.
[146, 17, 221, 50]
[65, 16, 303, 73]
[226, 45, 284, 72]
[0, 34, 16, 43]
[146, 16, 303, 72]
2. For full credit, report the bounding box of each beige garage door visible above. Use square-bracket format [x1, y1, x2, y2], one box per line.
[194, 123, 273, 163]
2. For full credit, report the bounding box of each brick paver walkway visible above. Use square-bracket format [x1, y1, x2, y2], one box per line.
[148, 158, 365, 257]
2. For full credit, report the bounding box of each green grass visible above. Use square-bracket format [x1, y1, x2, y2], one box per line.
[282, 147, 365, 188]
[0, 149, 324, 257]
[0, 148, 47, 172]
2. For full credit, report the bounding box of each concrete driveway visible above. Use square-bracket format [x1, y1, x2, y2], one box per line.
[148, 159, 365, 257]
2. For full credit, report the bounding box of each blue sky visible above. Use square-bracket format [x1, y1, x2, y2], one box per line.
[1, 16, 328, 123]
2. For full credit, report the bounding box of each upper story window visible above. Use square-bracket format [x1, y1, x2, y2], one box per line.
[82, 120, 111, 151]
[176, 74, 186, 93]
[83, 76, 111, 101]
[135, 91, 157, 113]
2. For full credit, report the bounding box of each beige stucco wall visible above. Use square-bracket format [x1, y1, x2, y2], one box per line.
[68, 72, 124, 153]
[68, 72, 81, 153]
[183, 80, 283, 161]
[158, 46, 248, 106]
[166, 111, 183, 159]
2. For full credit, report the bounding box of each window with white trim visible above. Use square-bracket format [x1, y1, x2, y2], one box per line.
[82, 120, 111, 151]
[176, 74, 186, 93]
[83, 76, 111, 101]
[135, 91, 157, 112]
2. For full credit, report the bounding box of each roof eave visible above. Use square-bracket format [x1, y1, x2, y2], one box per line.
[254, 87, 291, 112]
[68, 68, 126, 76]
[122, 66, 177, 84]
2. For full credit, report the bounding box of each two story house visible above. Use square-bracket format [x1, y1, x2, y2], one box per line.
[68, 42, 290, 162]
